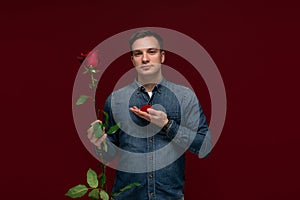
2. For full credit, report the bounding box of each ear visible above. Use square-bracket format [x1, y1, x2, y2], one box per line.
[131, 55, 135, 66]
[160, 50, 165, 63]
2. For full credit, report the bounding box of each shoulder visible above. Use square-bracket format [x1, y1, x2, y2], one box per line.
[163, 80, 200, 107]
[105, 83, 136, 102]
[111, 84, 135, 96]
[163, 80, 195, 97]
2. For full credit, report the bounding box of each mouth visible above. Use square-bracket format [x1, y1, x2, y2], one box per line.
[140, 65, 152, 70]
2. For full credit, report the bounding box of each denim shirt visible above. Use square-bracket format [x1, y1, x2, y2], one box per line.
[98, 78, 212, 200]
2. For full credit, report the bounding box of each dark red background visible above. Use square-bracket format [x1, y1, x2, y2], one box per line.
[1, 0, 299, 199]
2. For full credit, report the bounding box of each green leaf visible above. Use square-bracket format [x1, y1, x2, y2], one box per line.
[120, 182, 141, 192]
[83, 67, 89, 74]
[102, 140, 108, 152]
[100, 190, 109, 200]
[93, 122, 103, 138]
[111, 193, 118, 198]
[87, 168, 98, 188]
[100, 172, 106, 188]
[65, 184, 88, 198]
[107, 123, 120, 134]
[76, 95, 89, 105]
[111, 182, 141, 198]
[88, 189, 100, 200]
[102, 111, 109, 128]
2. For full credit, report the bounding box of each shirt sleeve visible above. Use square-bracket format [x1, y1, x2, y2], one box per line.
[163, 91, 212, 158]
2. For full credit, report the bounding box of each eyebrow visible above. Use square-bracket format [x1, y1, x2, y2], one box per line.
[132, 48, 159, 52]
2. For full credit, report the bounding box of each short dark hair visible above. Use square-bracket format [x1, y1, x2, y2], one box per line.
[129, 30, 164, 51]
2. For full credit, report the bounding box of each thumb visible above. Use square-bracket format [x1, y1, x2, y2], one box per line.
[91, 120, 102, 126]
[147, 108, 158, 115]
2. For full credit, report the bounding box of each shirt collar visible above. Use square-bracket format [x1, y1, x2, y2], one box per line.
[133, 77, 166, 93]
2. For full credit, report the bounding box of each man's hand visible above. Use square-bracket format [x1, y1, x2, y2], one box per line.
[87, 120, 107, 150]
[129, 106, 168, 128]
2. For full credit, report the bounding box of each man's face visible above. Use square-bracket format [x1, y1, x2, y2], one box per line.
[131, 36, 165, 78]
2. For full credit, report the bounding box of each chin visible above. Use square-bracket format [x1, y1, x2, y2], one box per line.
[137, 67, 161, 77]
[141, 71, 157, 76]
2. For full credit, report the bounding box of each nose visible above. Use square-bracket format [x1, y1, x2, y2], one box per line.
[142, 52, 149, 63]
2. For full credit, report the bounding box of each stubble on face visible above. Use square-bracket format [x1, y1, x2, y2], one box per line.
[131, 36, 165, 84]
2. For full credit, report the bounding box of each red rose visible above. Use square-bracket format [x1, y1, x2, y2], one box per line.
[140, 104, 152, 113]
[76, 51, 90, 64]
[80, 52, 90, 57]
[86, 50, 100, 67]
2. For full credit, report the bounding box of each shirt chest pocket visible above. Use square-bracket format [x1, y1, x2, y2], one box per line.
[167, 111, 181, 124]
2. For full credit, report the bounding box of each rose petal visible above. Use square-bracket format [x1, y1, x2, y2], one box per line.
[86, 50, 100, 67]
[140, 104, 152, 113]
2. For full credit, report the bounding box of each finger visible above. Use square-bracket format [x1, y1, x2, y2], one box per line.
[129, 107, 137, 112]
[133, 111, 148, 120]
[130, 107, 143, 115]
[135, 108, 148, 115]
[87, 126, 94, 140]
[94, 134, 107, 147]
[129, 106, 153, 121]
[91, 120, 102, 126]
[90, 134, 98, 143]
[129, 106, 139, 112]
[131, 110, 151, 121]
[136, 110, 151, 119]
[147, 108, 161, 116]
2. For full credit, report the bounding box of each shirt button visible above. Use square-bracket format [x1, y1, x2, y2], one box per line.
[149, 156, 153, 160]
[150, 192, 154, 196]
[149, 174, 153, 179]
[149, 138, 153, 142]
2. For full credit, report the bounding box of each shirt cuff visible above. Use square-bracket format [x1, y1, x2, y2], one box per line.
[163, 119, 179, 139]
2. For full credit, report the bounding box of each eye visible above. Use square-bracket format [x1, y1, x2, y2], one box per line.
[148, 49, 158, 55]
[133, 51, 142, 57]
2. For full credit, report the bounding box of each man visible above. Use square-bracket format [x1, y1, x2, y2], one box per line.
[88, 30, 212, 200]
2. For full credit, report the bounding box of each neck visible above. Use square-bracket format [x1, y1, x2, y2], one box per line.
[138, 74, 162, 91]
[143, 83, 156, 92]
